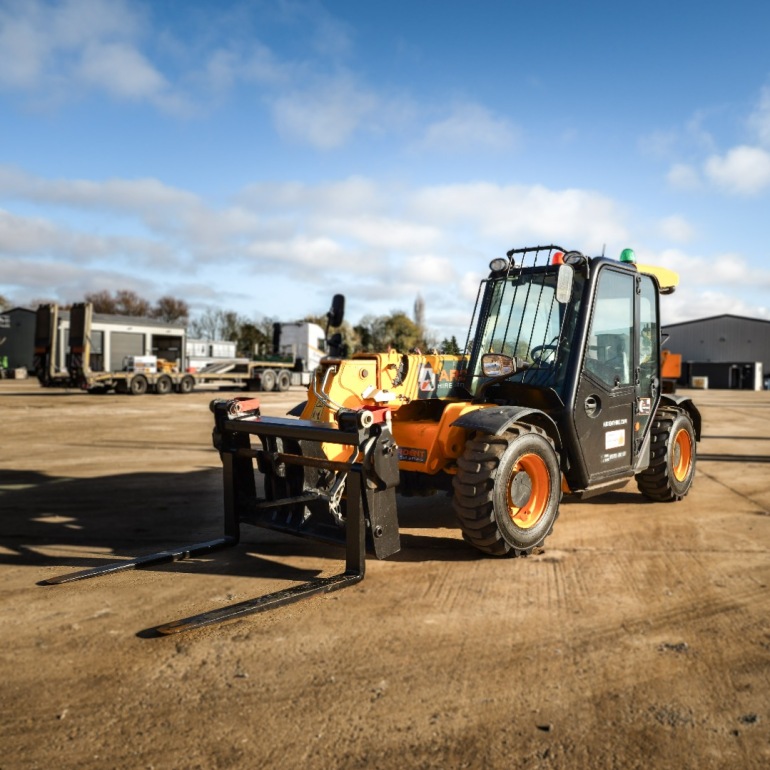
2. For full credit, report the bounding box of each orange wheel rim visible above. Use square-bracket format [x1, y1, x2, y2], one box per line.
[506, 453, 550, 529]
[672, 428, 693, 482]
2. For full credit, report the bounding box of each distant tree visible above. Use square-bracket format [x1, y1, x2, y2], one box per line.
[355, 311, 427, 353]
[84, 289, 154, 317]
[152, 296, 189, 324]
[238, 321, 269, 358]
[439, 335, 461, 354]
[114, 290, 151, 317]
[84, 290, 117, 314]
[0, 294, 10, 311]
[189, 308, 227, 340]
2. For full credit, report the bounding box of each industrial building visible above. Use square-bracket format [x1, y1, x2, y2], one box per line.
[0, 307, 36, 373]
[0, 305, 186, 377]
[662, 314, 769, 390]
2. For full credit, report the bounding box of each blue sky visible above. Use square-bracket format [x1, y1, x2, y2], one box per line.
[2, 0, 770, 342]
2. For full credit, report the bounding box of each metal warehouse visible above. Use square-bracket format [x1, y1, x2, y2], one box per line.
[662, 314, 769, 389]
[0, 307, 36, 372]
[51, 308, 187, 374]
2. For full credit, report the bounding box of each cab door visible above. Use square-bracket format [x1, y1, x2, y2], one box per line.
[574, 268, 636, 483]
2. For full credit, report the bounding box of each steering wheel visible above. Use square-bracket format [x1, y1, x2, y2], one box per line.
[530, 344, 558, 365]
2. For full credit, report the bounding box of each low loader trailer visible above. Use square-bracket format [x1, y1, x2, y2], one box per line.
[44, 246, 700, 635]
[34, 304, 327, 394]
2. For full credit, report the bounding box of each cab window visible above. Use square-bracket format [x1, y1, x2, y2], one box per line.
[584, 270, 633, 388]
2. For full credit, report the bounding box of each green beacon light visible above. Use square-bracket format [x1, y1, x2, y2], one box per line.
[619, 248, 636, 264]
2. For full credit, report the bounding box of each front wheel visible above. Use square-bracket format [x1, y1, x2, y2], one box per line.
[452, 424, 562, 556]
[260, 369, 276, 392]
[636, 407, 696, 501]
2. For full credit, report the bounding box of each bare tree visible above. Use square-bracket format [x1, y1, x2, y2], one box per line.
[153, 296, 189, 324]
[114, 290, 151, 317]
[84, 290, 118, 314]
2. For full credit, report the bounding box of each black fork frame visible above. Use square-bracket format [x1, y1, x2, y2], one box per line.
[42, 397, 400, 634]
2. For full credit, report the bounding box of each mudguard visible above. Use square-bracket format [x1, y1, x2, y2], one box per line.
[659, 394, 702, 440]
[451, 405, 562, 449]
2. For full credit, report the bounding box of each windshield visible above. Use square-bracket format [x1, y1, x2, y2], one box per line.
[466, 266, 582, 397]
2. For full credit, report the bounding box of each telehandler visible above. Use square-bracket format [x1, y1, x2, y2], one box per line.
[46, 245, 699, 634]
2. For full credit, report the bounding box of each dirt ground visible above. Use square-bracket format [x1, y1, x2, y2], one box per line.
[1, 379, 768, 770]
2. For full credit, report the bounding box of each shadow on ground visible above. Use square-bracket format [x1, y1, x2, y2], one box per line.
[0, 466, 477, 581]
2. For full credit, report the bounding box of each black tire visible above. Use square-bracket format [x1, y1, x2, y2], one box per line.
[155, 374, 173, 395]
[177, 375, 194, 394]
[453, 424, 562, 556]
[636, 407, 696, 502]
[129, 375, 148, 396]
[276, 370, 291, 392]
[260, 369, 276, 392]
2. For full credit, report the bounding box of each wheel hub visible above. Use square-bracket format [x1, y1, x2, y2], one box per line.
[672, 428, 692, 482]
[506, 453, 550, 530]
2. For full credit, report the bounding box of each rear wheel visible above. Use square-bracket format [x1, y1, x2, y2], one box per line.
[636, 407, 696, 501]
[453, 424, 562, 556]
[129, 375, 148, 395]
[155, 374, 173, 394]
[177, 375, 194, 394]
[276, 370, 291, 392]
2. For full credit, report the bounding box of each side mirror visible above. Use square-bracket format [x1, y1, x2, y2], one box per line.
[327, 294, 345, 328]
[481, 353, 516, 378]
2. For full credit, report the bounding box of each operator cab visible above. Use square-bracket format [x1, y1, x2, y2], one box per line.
[464, 245, 666, 492]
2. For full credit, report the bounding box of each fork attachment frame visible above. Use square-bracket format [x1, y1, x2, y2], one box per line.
[43, 397, 401, 634]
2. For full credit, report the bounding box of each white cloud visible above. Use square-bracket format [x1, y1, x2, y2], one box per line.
[658, 215, 695, 243]
[703, 145, 770, 196]
[401, 254, 457, 285]
[748, 84, 770, 148]
[0, 0, 144, 91]
[410, 183, 627, 248]
[17, 168, 760, 339]
[418, 103, 518, 153]
[77, 41, 168, 101]
[271, 75, 379, 149]
[667, 163, 701, 191]
[0, 207, 175, 265]
[0, 12, 46, 88]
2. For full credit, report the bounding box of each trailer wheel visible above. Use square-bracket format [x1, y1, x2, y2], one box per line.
[129, 375, 148, 396]
[260, 369, 276, 392]
[453, 424, 561, 557]
[155, 374, 173, 395]
[177, 375, 194, 394]
[636, 407, 696, 502]
[276, 370, 291, 392]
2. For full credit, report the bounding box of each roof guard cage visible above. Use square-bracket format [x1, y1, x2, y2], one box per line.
[462, 245, 573, 392]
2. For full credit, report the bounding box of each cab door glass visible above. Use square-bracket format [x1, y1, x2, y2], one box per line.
[637, 275, 659, 436]
[585, 270, 634, 388]
[638, 276, 659, 393]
